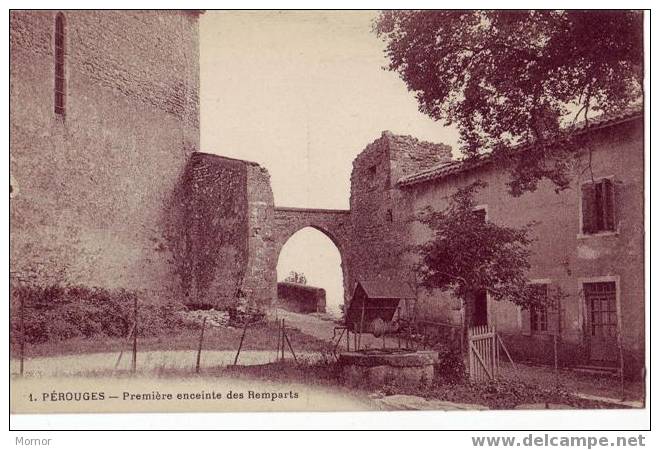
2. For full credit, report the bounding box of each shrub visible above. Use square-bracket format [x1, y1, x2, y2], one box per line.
[433, 343, 466, 384]
[10, 285, 193, 345]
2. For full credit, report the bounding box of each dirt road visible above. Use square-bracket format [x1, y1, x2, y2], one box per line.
[272, 307, 402, 351]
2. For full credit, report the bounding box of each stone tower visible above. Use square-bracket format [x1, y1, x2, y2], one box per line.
[348, 131, 452, 293]
[10, 11, 201, 301]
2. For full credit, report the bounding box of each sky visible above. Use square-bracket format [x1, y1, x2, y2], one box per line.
[199, 11, 460, 308]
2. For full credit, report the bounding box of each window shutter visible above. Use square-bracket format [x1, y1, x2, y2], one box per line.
[520, 307, 531, 336]
[581, 183, 597, 234]
[602, 178, 616, 231]
[472, 208, 487, 222]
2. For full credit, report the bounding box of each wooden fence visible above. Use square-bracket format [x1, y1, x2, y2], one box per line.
[468, 325, 517, 381]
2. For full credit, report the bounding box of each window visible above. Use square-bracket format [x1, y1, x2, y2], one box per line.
[530, 306, 548, 332]
[584, 281, 617, 338]
[530, 283, 548, 333]
[581, 178, 616, 234]
[472, 206, 487, 222]
[54, 13, 66, 116]
[521, 283, 560, 335]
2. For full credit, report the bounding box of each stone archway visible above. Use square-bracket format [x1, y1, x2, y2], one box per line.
[273, 207, 353, 306]
[177, 153, 357, 310]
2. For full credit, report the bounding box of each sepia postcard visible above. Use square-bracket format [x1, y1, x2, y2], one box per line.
[9, 9, 648, 423]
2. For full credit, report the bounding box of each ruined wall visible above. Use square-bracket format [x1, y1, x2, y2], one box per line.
[277, 282, 326, 314]
[348, 131, 452, 305]
[178, 153, 249, 308]
[10, 11, 200, 301]
[179, 157, 356, 310]
[244, 164, 277, 307]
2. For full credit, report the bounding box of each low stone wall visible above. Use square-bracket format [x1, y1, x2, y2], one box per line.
[277, 282, 326, 313]
[339, 349, 438, 387]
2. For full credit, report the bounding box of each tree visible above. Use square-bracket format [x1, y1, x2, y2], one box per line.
[284, 271, 307, 285]
[375, 10, 643, 195]
[416, 181, 561, 337]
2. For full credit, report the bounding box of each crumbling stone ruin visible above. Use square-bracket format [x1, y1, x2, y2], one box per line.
[177, 132, 450, 310]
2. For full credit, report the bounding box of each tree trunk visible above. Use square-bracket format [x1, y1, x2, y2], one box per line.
[462, 291, 475, 349]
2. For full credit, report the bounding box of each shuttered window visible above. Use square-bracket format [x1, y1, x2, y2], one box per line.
[581, 178, 616, 234]
[472, 207, 487, 222]
[54, 13, 66, 116]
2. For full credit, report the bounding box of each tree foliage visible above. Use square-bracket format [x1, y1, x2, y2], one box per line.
[284, 271, 307, 285]
[416, 181, 553, 309]
[376, 10, 643, 194]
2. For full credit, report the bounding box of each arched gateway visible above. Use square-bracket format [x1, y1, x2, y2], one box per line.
[177, 133, 444, 310]
[273, 207, 353, 306]
[177, 153, 354, 309]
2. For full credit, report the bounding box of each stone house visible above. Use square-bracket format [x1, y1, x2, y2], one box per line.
[392, 109, 644, 376]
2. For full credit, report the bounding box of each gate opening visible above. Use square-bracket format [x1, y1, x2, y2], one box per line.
[276, 227, 344, 317]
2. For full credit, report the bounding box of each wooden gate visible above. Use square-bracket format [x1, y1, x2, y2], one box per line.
[468, 325, 498, 381]
[468, 325, 517, 381]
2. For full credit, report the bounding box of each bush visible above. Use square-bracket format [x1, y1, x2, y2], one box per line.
[225, 305, 266, 327]
[10, 285, 194, 345]
[434, 344, 466, 384]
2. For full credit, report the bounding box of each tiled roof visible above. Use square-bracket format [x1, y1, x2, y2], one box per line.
[355, 279, 416, 299]
[397, 106, 644, 187]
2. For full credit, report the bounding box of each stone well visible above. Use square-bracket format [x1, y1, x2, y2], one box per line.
[338, 349, 438, 387]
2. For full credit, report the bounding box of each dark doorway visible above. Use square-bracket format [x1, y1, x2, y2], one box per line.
[472, 290, 488, 326]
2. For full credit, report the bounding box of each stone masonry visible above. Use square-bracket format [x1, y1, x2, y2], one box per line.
[10, 11, 200, 300]
[348, 131, 452, 288]
[177, 132, 451, 311]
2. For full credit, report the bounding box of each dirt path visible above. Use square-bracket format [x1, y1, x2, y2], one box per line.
[10, 349, 323, 377]
[9, 309, 397, 377]
[271, 308, 402, 351]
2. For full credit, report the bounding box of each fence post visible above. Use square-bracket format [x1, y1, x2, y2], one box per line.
[467, 327, 472, 381]
[115, 322, 136, 370]
[492, 326, 498, 378]
[397, 308, 401, 349]
[19, 293, 25, 377]
[234, 319, 249, 366]
[553, 333, 559, 386]
[283, 326, 298, 364]
[195, 317, 207, 374]
[131, 295, 137, 374]
[357, 301, 365, 350]
[280, 319, 285, 361]
[618, 330, 625, 400]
